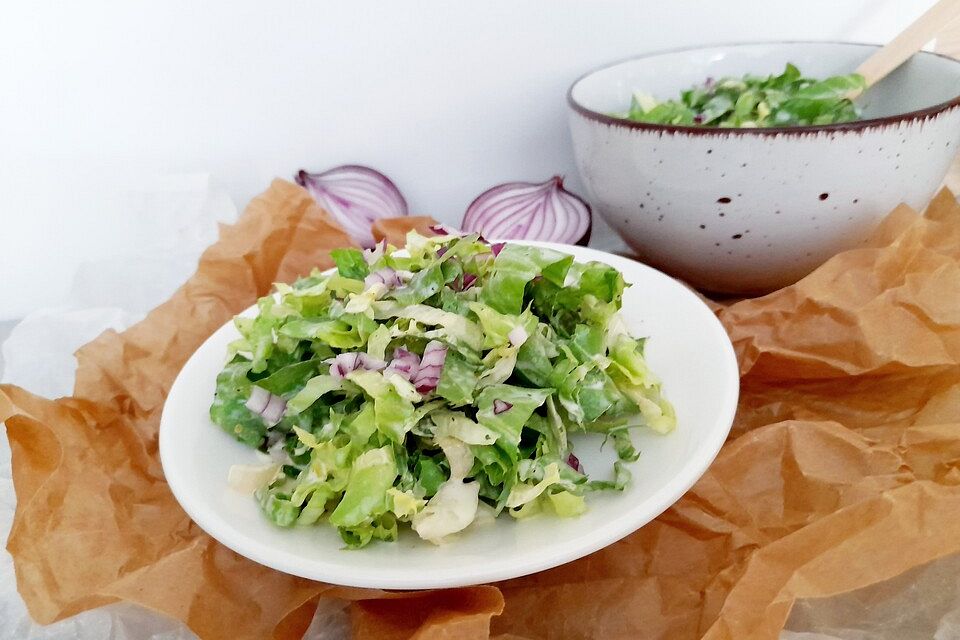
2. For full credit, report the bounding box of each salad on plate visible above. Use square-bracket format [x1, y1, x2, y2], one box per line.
[210, 230, 675, 547]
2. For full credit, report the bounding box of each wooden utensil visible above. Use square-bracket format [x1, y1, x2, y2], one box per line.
[849, 0, 960, 98]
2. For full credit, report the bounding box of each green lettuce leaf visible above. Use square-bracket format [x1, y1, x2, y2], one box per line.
[468, 302, 539, 349]
[255, 359, 322, 396]
[209, 359, 266, 447]
[390, 263, 445, 306]
[481, 244, 574, 315]
[331, 248, 370, 281]
[475, 384, 550, 455]
[348, 370, 419, 443]
[436, 350, 480, 407]
[286, 374, 346, 415]
[373, 301, 484, 353]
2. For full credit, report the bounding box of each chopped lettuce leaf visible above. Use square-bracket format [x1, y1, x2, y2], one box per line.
[411, 479, 480, 544]
[547, 490, 587, 517]
[481, 244, 573, 315]
[436, 350, 480, 406]
[373, 302, 484, 353]
[286, 375, 345, 415]
[475, 384, 550, 454]
[329, 446, 398, 528]
[210, 360, 268, 447]
[616, 63, 864, 128]
[331, 248, 370, 281]
[431, 410, 499, 445]
[505, 462, 561, 508]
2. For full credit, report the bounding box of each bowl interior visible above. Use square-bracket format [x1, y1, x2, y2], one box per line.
[571, 42, 960, 122]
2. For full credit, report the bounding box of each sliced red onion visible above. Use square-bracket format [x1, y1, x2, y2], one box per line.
[326, 352, 387, 379]
[451, 272, 477, 292]
[364, 238, 389, 265]
[246, 386, 287, 427]
[245, 386, 271, 414]
[364, 267, 402, 289]
[461, 176, 591, 246]
[436, 246, 448, 257]
[295, 165, 408, 248]
[428, 224, 462, 236]
[413, 341, 447, 394]
[384, 347, 421, 382]
[261, 394, 287, 427]
[493, 399, 513, 415]
[567, 453, 582, 473]
[490, 242, 506, 256]
[507, 326, 528, 347]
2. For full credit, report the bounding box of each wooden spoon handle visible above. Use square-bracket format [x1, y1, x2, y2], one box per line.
[855, 0, 960, 88]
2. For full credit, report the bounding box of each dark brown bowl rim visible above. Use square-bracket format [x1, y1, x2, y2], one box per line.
[567, 40, 960, 136]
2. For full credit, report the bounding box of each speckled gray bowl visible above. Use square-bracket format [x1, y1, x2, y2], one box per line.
[568, 41, 960, 294]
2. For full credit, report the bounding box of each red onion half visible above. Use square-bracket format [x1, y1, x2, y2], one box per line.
[295, 165, 408, 248]
[462, 176, 591, 246]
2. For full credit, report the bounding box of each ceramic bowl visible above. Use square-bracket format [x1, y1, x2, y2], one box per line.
[568, 41, 960, 294]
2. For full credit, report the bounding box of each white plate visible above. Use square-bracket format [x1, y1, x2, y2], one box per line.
[159, 242, 739, 589]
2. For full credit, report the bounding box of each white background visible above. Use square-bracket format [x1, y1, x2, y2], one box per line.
[0, 0, 937, 321]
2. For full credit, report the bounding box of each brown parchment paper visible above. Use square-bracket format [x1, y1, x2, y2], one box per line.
[3, 179, 960, 640]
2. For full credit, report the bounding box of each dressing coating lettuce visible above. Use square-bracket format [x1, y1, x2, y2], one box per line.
[210, 231, 675, 547]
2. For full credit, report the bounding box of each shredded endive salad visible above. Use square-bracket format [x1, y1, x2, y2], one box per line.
[210, 230, 675, 547]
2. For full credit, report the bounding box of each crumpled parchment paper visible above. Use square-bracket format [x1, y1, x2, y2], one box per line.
[2, 179, 960, 640]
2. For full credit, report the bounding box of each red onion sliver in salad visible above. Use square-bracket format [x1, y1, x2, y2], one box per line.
[326, 352, 387, 379]
[295, 165, 408, 248]
[567, 453, 583, 473]
[245, 386, 287, 427]
[245, 386, 271, 414]
[364, 267, 402, 289]
[493, 399, 513, 415]
[413, 341, 447, 393]
[260, 394, 287, 427]
[462, 176, 592, 246]
[385, 348, 421, 382]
